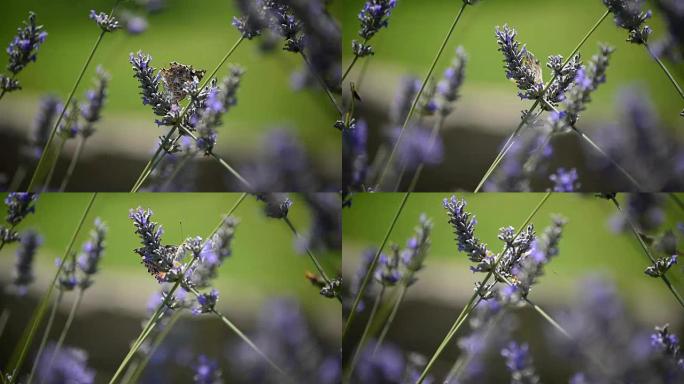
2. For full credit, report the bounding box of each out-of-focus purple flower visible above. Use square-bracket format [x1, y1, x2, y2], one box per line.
[549, 167, 580, 192]
[400, 214, 432, 280]
[77, 218, 107, 289]
[11, 230, 41, 295]
[297, 193, 341, 254]
[124, 13, 148, 35]
[390, 76, 420, 126]
[232, 0, 267, 40]
[392, 123, 444, 171]
[4, 12, 48, 75]
[89, 10, 120, 32]
[609, 193, 665, 233]
[437, 46, 467, 117]
[342, 119, 368, 202]
[501, 342, 540, 384]
[652, 0, 684, 62]
[79, 67, 110, 138]
[375, 245, 402, 286]
[4, 192, 38, 226]
[36, 343, 95, 384]
[57, 100, 81, 139]
[495, 25, 544, 100]
[255, 193, 293, 219]
[354, 340, 404, 383]
[24, 95, 61, 160]
[57, 256, 78, 291]
[191, 217, 237, 288]
[193, 355, 223, 384]
[602, 0, 652, 44]
[193, 289, 219, 315]
[650, 324, 684, 370]
[345, 248, 380, 314]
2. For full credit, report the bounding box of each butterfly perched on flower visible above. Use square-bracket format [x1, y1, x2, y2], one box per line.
[160, 62, 206, 102]
[521, 49, 543, 85]
[140, 245, 178, 282]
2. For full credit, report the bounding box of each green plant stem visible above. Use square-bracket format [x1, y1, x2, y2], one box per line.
[9, 193, 96, 384]
[41, 289, 85, 383]
[41, 139, 66, 193]
[405, 114, 446, 191]
[125, 310, 182, 384]
[158, 155, 192, 191]
[108, 193, 246, 384]
[670, 193, 684, 213]
[473, 10, 610, 193]
[344, 192, 410, 338]
[27, 31, 106, 192]
[58, 136, 87, 192]
[416, 192, 551, 383]
[130, 36, 245, 192]
[376, 2, 468, 190]
[26, 290, 64, 384]
[300, 52, 342, 114]
[0, 308, 10, 341]
[8, 165, 27, 192]
[341, 37, 368, 83]
[610, 196, 684, 310]
[644, 42, 684, 101]
[282, 217, 333, 285]
[373, 283, 408, 354]
[343, 286, 385, 383]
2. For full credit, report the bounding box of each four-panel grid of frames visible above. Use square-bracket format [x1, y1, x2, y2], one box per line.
[0, 1, 683, 383]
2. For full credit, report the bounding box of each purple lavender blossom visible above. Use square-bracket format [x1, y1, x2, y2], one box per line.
[375, 245, 402, 286]
[651, 324, 684, 370]
[129, 51, 173, 119]
[602, 0, 652, 44]
[652, 0, 684, 62]
[57, 256, 78, 291]
[501, 342, 540, 384]
[255, 193, 293, 219]
[129, 207, 178, 282]
[77, 218, 107, 289]
[345, 248, 380, 314]
[190, 218, 237, 288]
[342, 119, 368, 202]
[11, 230, 41, 295]
[437, 47, 467, 117]
[298, 193, 341, 254]
[36, 343, 95, 384]
[263, 2, 305, 53]
[390, 76, 420, 126]
[400, 214, 432, 276]
[79, 67, 110, 138]
[232, 0, 268, 40]
[193, 355, 223, 384]
[24, 95, 61, 160]
[549, 167, 580, 192]
[495, 25, 544, 100]
[4, 12, 48, 75]
[644, 254, 677, 277]
[443, 196, 491, 270]
[89, 10, 120, 32]
[545, 53, 582, 107]
[57, 100, 82, 139]
[193, 288, 219, 314]
[609, 193, 665, 233]
[4, 192, 38, 226]
[391, 123, 444, 171]
[354, 340, 404, 383]
[195, 66, 245, 154]
[353, 0, 397, 57]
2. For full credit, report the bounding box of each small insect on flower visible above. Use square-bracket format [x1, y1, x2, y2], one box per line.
[160, 62, 206, 103]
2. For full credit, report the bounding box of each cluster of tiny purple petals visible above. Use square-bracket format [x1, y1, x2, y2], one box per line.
[501, 342, 540, 384]
[602, 0, 652, 44]
[129, 52, 173, 118]
[11, 230, 41, 295]
[196, 66, 245, 154]
[193, 288, 219, 315]
[400, 214, 432, 277]
[89, 10, 120, 32]
[545, 54, 582, 108]
[193, 355, 223, 384]
[4, 12, 47, 75]
[342, 119, 368, 204]
[495, 25, 544, 100]
[5, 192, 38, 226]
[651, 324, 684, 370]
[77, 218, 107, 289]
[443, 196, 490, 270]
[57, 256, 78, 291]
[375, 245, 401, 286]
[129, 207, 176, 282]
[24, 96, 61, 160]
[56, 100, 82, 139]
[436, 47, 467, 117]
[549, 167, 580, 192]
[255, 193, 293, 219]
[79, 67, 109, 136]
[352, 0, 397, 57]
[392, 124, 444, 171]
[36, 343, 95, 384]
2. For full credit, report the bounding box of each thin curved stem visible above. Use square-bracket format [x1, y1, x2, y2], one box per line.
[27, 31, 106, 191]
[40, 289, 84, 384]
[343, 286, 385, 383]
[58, 137, 87, 192]
[41, 139, 66, 193]
[644, 42, 684, 101]
[573, 128, 642, 190]
[376, 2, 468, 190]
[473, 10, 610, 193]
[373, 283, 408, 354]
[125, 310, 182, 384]
[610, 196, 684, 310]
[283, 217, 331, 284]
[344, 192, 410, 338]
[26, 290, 64, 384]
[9, 193, 97, 384]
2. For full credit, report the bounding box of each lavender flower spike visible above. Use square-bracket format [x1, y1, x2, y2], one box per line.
[129, 207, 176, 282]
[549, 167, 580, 192]
[129, 51, 172, 118]
[501, 342, 540, 384]
[2, 12, 48, 91]
[255, 193, 293, 219]
[443, 196, 492, 272]
[651, 324, 684, 369]
[11, 230, 42, 295]
[495, 25, 544, 100]
[193, 289, 219, 315]
[193, 355, 223, 384]
[79, 67, 110, 138]
[77, 218, 107, 289]
[602, 0, 652, 44]
[36, 343, 95, 384]
[436, 46, 467, 117]
[5, 192, 38, 226]
[353, 0, 398, 57]
[89, 10, 120, 32]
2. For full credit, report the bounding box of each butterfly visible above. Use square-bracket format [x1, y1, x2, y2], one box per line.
[521, 49, 543, 85]
[160, 62, 206, 102]
[140, 245, 178, 282]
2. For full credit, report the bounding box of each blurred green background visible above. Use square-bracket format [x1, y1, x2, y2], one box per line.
[343, 193, 684, 378]
[0, 193, 340, 380]
[343, 0, 684, 190]
[0, 0, 341, 190]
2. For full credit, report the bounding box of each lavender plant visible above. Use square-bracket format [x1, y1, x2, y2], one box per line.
[500, 342, 540, 384]
[0, 12, 48, 100]
[27, 6, 120, 192]
[1, 193, 38, 250]
[9, 230, 42, 296]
